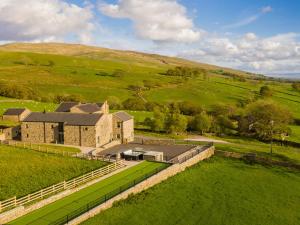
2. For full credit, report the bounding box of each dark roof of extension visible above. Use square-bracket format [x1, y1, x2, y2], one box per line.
[114, 111, 133, 122]
[23, 112, 103, 126]
[3, 108, 27, 116]
[74, 103, 101, 113]
[55, 102, 80, 112]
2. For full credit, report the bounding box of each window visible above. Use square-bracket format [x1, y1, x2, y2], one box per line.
[26, 134, 29, 138]
[97, 136, 100, 144]
[117, 122, 121, 128]
[26, 124, 29, 129]
[84, 127, 88, 131]
[51, 125, 54, 129]
[117, 134, 121, 139]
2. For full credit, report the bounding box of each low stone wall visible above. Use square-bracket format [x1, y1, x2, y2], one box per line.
[68, 146, 215, 225]
[215, 150, 243, 159]
[141, 139, 175, 145]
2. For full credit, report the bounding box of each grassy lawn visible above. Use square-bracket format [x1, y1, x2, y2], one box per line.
[0, 145, 107, 200]
[81, 157, 300, 225]
[10, 161, 169, 225]
[215, 137, 300, 164]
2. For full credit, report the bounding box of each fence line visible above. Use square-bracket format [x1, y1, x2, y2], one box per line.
[48, 164, 168, 225]
[2, 140, 76, 157]
[0, 160, 125, 213]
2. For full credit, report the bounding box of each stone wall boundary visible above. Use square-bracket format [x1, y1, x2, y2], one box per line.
[68, 146, 215, 225]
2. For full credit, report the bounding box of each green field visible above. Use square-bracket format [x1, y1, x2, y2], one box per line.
[10, 161, 168, 225]
[0, 99, 56, 115]
[81, 157, 300, 225]
[0, 145, 107, 200]
[289, 125, 300, 144]
[0, 43, 300, 120]
[215, 137, 300, 164]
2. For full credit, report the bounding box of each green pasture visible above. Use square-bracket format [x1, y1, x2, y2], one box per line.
[0, 51, 300, 120]
[0, 145, 107, 200]
[10, 161, 168, 225]
[82, 157, 300, 225]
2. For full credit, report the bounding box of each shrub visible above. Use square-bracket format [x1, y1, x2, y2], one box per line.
[122, 98, 146, 111]
[260, 85, 273, 97]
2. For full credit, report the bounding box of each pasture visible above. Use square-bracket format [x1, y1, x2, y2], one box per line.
[0, 47, 300, 120]
[81, 157, 300, 225]
[0, 145, 107, 200]
[10, 161, 169, 225]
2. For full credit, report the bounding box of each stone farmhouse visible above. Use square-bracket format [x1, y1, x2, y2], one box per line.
[2, 101, 134, 148]
[0, 108, 31, 140]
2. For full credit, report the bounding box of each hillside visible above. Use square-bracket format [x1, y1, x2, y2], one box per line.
[0, 43, 300, 119]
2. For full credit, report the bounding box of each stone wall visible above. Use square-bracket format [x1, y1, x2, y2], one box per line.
[64, 125, 80, 146]
[69, 146, 215, 225]
[96, 114, 113, 147]
[21, 122, 45, 143]
[141, 138, 176, 145]
[122, 119, 134, 143]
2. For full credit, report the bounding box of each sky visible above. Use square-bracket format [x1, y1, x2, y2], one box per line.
[0, 0, 300, 76]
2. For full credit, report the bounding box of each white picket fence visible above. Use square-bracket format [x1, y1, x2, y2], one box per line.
[4, 140, 76, 157]
[0, 160, 125, 213]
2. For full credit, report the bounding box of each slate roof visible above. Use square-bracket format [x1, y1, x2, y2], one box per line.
[55, 102, 80, 112]
[23, 112, 103, 126]
[114, 111, 133, 122]
[74, 104, 101, 113]
[3, 108, 27, 116]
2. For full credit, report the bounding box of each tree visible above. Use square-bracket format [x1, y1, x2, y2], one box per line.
[191, 112, 212, 135]
[165, 105, 188, 134]
[107, 96, 122, 109]
[178, 101, 203, 116]
[122, 98, 146, 111]
[292, 83, 300, 91]
[211, 115, 235, 136]
[210, 103, 236, 117]
[144, 107, 166, 132]
[240, 100, 292, 140]
[260, 85, 273, 97]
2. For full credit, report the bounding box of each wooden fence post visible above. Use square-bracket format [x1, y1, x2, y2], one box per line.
[14, 196, 17, 206]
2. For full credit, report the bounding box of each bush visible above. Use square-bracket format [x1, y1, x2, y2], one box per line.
[292, 83, 300, 91]
[0, 82, 36, 99]
[53, 94, 83, 103]
[178, 101, 203, 116]
[122, 98, 146, 111]
[260, 85, 273, 97]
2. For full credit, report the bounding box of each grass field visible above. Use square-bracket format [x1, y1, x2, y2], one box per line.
[27, 143, 81, 153]
[0, 43, 300, 120]
[0, 99, 57, 115]
[289, 125, 300, 144]
[10, 161, 169, 225]
[81, 157, 300, 225]
[0, 145, 107, 200]
[215, 137, 300, 164]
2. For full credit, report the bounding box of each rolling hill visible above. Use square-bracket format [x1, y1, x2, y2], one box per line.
[0, 42, 300, 120]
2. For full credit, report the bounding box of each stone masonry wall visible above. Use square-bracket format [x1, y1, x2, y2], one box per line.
[21, 122, 45, 143]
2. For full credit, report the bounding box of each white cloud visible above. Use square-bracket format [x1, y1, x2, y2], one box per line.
[178, 33, 300, 74]
[223, 5, 273, 29]
[0, 0, 94, 43]
[261, 6, 273, 13]
[99, 0, 201, 43]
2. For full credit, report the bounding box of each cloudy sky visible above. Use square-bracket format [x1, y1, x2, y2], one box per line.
[0, 0, 299, 75]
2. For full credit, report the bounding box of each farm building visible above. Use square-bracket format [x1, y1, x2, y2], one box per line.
[2, 108, 31, 122]
[19, 101, 134, 147]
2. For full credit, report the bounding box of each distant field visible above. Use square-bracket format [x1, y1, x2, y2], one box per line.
[0, 46, 300, 120]
[215, 137, 300, 164]
[0, 99, 56, 115]
[0, 145, 107, 200]
[11, 161, 168, 225]
[81, 157, 300, 225]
